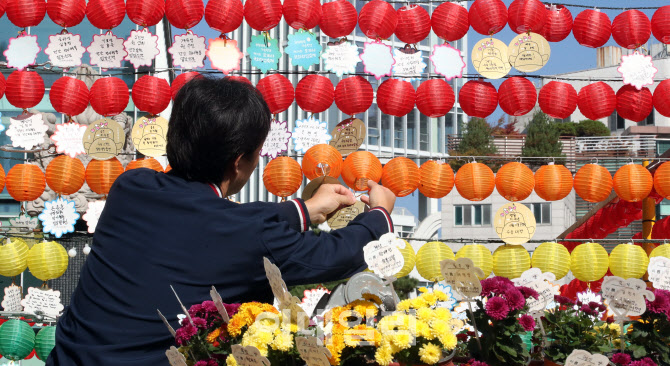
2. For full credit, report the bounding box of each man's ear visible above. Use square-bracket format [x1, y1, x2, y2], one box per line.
[227, 154, 245, 177]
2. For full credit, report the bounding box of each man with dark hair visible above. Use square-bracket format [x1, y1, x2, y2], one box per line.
[47, 77, 396, 365]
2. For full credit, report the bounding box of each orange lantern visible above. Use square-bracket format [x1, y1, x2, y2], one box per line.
[0, 165, 5, 193]
[455, 162, 495, 201]
[45, 156, 85, 195]
[302, 144, 343, 181]
[341, 151, 382, 191]
[6, 164, 46, 202]
[381, 157, 419, 197]
[534, 163, 573, 201]
[418, 160, 454, 199]
[653, 161, 670, 199]
[574, 164, 612, 203]
[263, 157, 303, 198]
[125, 158, 164, 172]
[613, 163, 653, 202]
[85, 158, 124, 195]
[495, 162, 535, 202]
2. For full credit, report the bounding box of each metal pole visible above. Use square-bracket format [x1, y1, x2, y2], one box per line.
[642, 160, 656, 255]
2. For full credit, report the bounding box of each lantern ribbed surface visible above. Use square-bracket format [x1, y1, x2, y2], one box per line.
[6, 164, 45, 202]
[507, 0, 547, 34]
[132, 75, 171, 115]
[416, 79, 455, 118]
[539, 81, 577, 120]
[651, 244, 670, 259]
[27, 240, 69, 281]
[263, 157, 303, 198]
[0, 73, 6, 100]
[416, 241, 454, 282]
[531, 242, 571, 280]
[577, 82, 617, 121]
[395, 5, 431, 44]
[394, 240, 416, 278]
[126, 0, 165, 27]
[85, 0, 126, 30]
[495, 162, 535, 202]
[616, 85, 653, 123]
[256, 74, 294, 115]
[613, 164, 653, 202]
[431, 2, 469, 42]
[0, 238, 29, 277]
[90, 77, 129, 117]
[334, 76, 374, 116]
[574, 164, 612, 203]
[319, 0, 358, 38]
[654, 162, 670, 199]
[5, 71, 45, 110]
[85, 157, 124, 195]
[0, 320, 35, 361]
[0, 164, 5, 193]
[652, 5, 670, 44]
[498, 77, 537, 117]
[46, 0, 86, 27]
[302, 144, 342, 180]
[244, 0, 283, 31]
[381, 157, 419, 197]
[456, 244, 493, 279]
[534, 163, 573, 201]
[459, 80, 498, 119]
[653, 79, 670, 118]
[571, 243, 609, 282]
[419, 160, 454, 199]
[612, 10, 651, 49]
[469, 0, 508, 36]
[455, 162, 495, 202]
[573, 9, 611, 48]
[46, 155, 86, 195]
[493, 245, 530, 279]
[376, 79, 416, 117]
[126, 158, 164, 173]
[341, 151, 382, 191]
[205, 0, 244, 34]
[358, 0, 398, 40]
[6, 0, 46, 27]
[283, 0, 321, 30]
[35, 326, 56, 362]
[166, 0, 204, 29]
[226, 76, 251, 85]
[49, 76, 90, 117]
[295, 75, 334, 114]
[609, 244, 649, 279]
[171, 72, 202, 100]
[539, 5, 573, 42]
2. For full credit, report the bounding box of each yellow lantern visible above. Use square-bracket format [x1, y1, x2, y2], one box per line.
[394, 240, 416, 278]
[571, 243, 609, 282]
[650, 244, 670, 259]
[609, 243, 649, 279]
[27, 241, 69, 281]
[531, 242, 571, 280]
[416, 241, 454, 282]
[493, 245, 530, 279]
[0, 238, 30, 277]
[456, 244, 493, 279]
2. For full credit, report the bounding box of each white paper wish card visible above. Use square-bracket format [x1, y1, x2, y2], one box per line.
[440, 257, 484, 299]
[601, 276, 654, 317]
[51, 122, 87, 158]
[7, 114, 48, 150]
[296, 336, 332, 366]
[260, 120, 291, 159]
[38, 198, 80, 238]
[88, 32, 127, 69]
[363, 233, 405, 278]
[512, 268, 560, 312]
[44, 33, 86, 69]
[168, 32, 207, 69]
[124, 30, 160, 69]
[564, 350, 609, 366]
[231, 344, 271, 366]
[3, 34, 40, 70]
[648, 256, 670, 291]
[2, 285, 23, 312]
[21, 287, 64, 317]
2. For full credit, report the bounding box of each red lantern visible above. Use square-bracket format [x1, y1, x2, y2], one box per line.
[573, 9, 611, 48]
[5, 71, 45, 110]
[358, 0, 398, 40]
[46, 0, 86, 28]
[538, 81, 577, 120]
[0, 73, 5, 100]
[6, 0, 46, 28]
[49, 76, 90, 117]
[577, 82, 616, 121]
[459, 80, 498, 118]
[283, 0, 321, 30]
[376, 79, 416, 118]
[244, 0, 282, 31]
[654, 79, 670, 118]
[90, 77, 129, 117]
[334, 76, 374, 116]
[166, 0, 204, 29]
[0, 0, 5, 18]
[498, 77, 537, 117]
[431, 2, 469, 42]
[132, 76, 171, 115]
[171, 72, 202, 100]
[507, 0, 547, 34]
[612, 10, 651, 49]
[652, 6, 670, 44]
[205, 0, 243, 34]
[256, 74, 294, 115]
[126, 0, 165, 27]
[469, 0, 508, 36]
[395, 5, 431, 44]
[295, 75, 333, 114]
[85, 0, 125, 30]
[539, 5, 573, 42]
[319, 0, 357, 39]
[226, 75, 252, 85]
[416, 79, 455, 118]
[616, 85, 653, 123]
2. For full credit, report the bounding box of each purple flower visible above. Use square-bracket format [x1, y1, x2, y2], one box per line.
[470, 361, 490, 366]
[598, 304, 607, 312]
[192, 317, 207, 329]
[201, 301, 218, 313]
[481, 277, 514, 298]
[485, 296, 510, 320]
[505, 289, 526, 311]
[580, 304, 592, 314]
[194, 360, 218, 366]
[518, 314, 536, 331]
[188, 303, 203, 317]
[554, 295, 574, 306]
[518, 286, 540, 300]
[588, 301, 601, 309]
[225, 303, 241, 317]
[175, 324, 197, 346]
[646, 289, 670, 316]
[630, 358, 657, 366]
[611, 353, 631, 365]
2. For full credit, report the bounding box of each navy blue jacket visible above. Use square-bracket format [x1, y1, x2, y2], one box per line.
[47, 169, 393, 365]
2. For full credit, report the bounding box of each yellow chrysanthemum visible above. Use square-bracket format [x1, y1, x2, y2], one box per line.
[374, 344, 394, 366]
[410, 297, 428, 309]
[418, 342, 442, 365]
[416, 320, 433, 339]
[422, 293, 438, 306]
[228, 302, 279, 337]
[417, 308, 434, 322]
[433, 308, 452, 322]
[206, 328, 221, 344]
[396, 299, 412, 311]
[434, 290, 449, 301]
[350, 299, 379, 318]
[438, 332, 457, 350]
[419, 287, 429, 293]
[272, 330, 294, 352]
[226, 355, 238, 366]
[430, 319, 450, 339]
[390, 331, 414, 350]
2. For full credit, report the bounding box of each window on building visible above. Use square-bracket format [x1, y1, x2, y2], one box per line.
[529, 203, 551, 224]
[645, 111, 655, 126]
[617, 113, 626, 130]
[454, 204, 492, 226]
[420, 114, 429, 151]
[394, 116, 404, 148]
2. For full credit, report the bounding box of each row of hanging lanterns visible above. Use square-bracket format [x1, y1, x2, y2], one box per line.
[0, 321, 55, 362]
[0, 238, 68, 281]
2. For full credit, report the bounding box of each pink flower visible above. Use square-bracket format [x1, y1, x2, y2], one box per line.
[646, 289, 670, 317]
[518, 314, 536, 331]
[485, 296, 510, 320]
[630, 358, 657, 366]
[194, 360, 218, 366]
[468, 360, 490, 366]
[611, 353, 631, 365]
[193, 317, 207, 329]
[505, 289, 526, 311]
[518, 286, 539, 300]
[175, 324, 197, 346]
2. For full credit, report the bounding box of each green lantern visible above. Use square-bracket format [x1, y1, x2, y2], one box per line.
[35, 326, 56, 361]
[0, 319, 35, 361]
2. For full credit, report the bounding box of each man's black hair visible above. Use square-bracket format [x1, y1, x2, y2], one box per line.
[166, 76, 272, 185]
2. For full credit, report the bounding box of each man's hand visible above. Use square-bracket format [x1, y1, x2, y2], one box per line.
[304, 184, 356, 224]
[360, 181, 395, 213]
